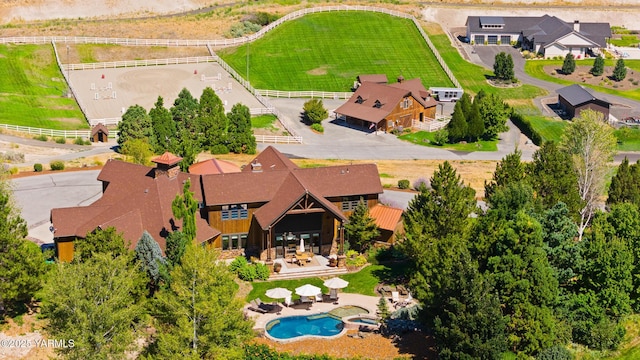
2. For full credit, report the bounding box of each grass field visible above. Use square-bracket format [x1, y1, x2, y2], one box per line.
[251, 114, 277, 128]
[609, 35, 640, 48]
[0, 44, 87, 130]
[428, 34, 547, 100]
[615, 127, 640, 151]
[528, 116, 567, 143]
[525, 59, 640, 101]
[217, 11, 454, 91]
[398, 131, 498, 151]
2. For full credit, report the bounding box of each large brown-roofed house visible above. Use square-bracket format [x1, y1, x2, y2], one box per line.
[188, 157, 242, 175]
[335, 76, 438, 132]
[50, 146, 392, 265]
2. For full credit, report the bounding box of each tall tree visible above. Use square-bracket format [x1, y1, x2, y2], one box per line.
[446, 100, 467, 143]
[42, 253, 146, 360]
[493, 52, 515, 81]
[590, 55, 605, 76]
[561, 109, 617, 240]
[199, 87, 227, 152]
[612, 58, 627, 81]
[117, 104, 152, 147]
[120, 138, 153, 165]
[226, 103, 256, 154]
[172, 130, 198, 172]
[0, 172, 47, 314]
[484, 149, 526, 201]
[344, 200, 380, 252]
[73, 227, 129, 263]
[172, 179, 198, 242]
[607, 157, 640, 206]
[302, 99, 328, 124]
[171, 88, 200, 137]
[527, 141, 583, 219]
[165, 230, 189, 267]
[466, 100, 484, 142]
[149, 96, 177, 153]
[562, 53, 576, 75]
[151, 243, 253, 358]
[478, 93, 509, 140]
[135, 231, 166, 293]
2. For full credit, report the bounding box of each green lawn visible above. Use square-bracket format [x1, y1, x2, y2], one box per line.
[428, 34, 547, 100]
[527, 116, 567, 143]
[615, 127, 640, 151]
[0, 44, 87, 130]
[609, 35, 640, 47]
[251, 114, 277, 128]
[398, 131, 498, 151]
[218, 11, 454, 91]
[524, 58, 640, 101]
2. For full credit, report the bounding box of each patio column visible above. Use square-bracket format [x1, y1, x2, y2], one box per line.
[266, 227, 272, 264]
[338, 220, 346, 268]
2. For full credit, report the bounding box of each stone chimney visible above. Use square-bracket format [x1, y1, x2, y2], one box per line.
[251, 160, 262, 172]
[151, 152, 183, 179]
[397, 75, 405, 83]
[573, 20, 580, 32]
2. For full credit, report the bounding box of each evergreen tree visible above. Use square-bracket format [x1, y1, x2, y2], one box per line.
[607, 157, 640, 206]
[226, 103, 256, 154]
[302, 99, 328, 124]
[151, 243, 254, 358]
[199, 87, 228, 152]
[562, 53, 576, 75]
[43, 253, 146, 360]
[493, 52, 515, 81]
[172, 130, 198, 172]
[149, 96, 177, 153]
[466, 100, 484, 141]
[172, 179, 198, 242]
[0, 173, 47, 314]
[478, 93, 509, 140]
[135, 231, 166, 292]
[171, 88, 200, 137]
[590, 55, 605, 76]
[165, 230, 189, 267]
[117, 104, 152, 147]
[446, 100, 467, 143]
[120, 138, 153, 165]
[344, 200, 380, 252]
[484, 149, 526, 200]
[504, 53, 515, 81]
[612, 58, 627, 81]
[74, 227, 129, 263]
[527, 141, 583, 220]
[561, 109, 617, 240]
[434, 251, 507, 360]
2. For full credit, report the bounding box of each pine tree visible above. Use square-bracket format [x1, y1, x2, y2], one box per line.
[303, 99, 328, 124]
[590, 55, 605, 76]
[562, 53, 576, 75]
[117, 104, 152, 147]
[171, 179, 198, 242]
[344, 200, 379, 252]
[135, 231, 166, 292]
[226, 103, 256, 154]
[74, 226, 129, 263]
[199, 87, 228, 152]
[149, 96, 177, 153]
[607, 157, 638, 206]
[466, 101, 484, 141]
[446, 100, 467, 143]
[165, 230, 189, 267]
[484, 149, 526, 200]
[478, 93, 509, 140]
[493, 52, 506, 80]
[612, 58, 627, 81]
[171, 88, 200, 137]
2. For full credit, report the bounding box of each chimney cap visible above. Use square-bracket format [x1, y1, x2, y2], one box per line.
[152, 152, 182, 166]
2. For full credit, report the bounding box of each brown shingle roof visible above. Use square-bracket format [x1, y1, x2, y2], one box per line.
[90, 123, 109, 136]
[241, 145, 298, 172]
[369, 204, 403, 231]
[358, 74, 388, 84]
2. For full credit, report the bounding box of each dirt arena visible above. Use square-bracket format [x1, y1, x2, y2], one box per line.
[70, 62, 266, 121]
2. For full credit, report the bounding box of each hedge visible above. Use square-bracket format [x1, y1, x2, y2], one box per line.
[510, 111, 543, 146]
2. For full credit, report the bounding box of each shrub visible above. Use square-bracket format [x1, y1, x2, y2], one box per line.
[228, 21, 262, 38]
[303, 99, 328, 124]
[397, 179, 410, 189]
[54, 137, 66, 144]
[433, 129, 448, 145]
[8, 167, 18, 175]
[50, 161, 65, 171]
[74, 137, 87, 145]
[310, 123, 324, 133]
[536, 345, 573, 360]
[210, 144, 229, 155]
[229, 256, 248, 274]
[237, 265, 257, 281]
[0, 150, 25, 163]
[251, 12, 279, 26]
[33, 163, 43, 172]
[93, 160, 104, 166]
[254, 263, 270, 280]
[413, 177, 430, 191]
[346, 253, 367, 267]
[34, 134, 48, 141]
[510, 112, 542, 146]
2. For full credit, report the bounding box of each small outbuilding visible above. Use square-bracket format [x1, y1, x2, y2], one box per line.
[91, 123, 109, 142]
[556, 84, 610, 120]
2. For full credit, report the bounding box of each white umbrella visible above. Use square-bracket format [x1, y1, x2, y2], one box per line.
[265, 287, 292, 300]
[299, 237, 305, 253]
[295, 284, 321, 297]
[323, 277, 349, 289]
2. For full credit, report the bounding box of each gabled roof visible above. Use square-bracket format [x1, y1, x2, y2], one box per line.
[557, 84, 610, 107]
[52, 159, 219, 253]
[241, 145, 298, 172]
[189, 158, 241, 175]
[369, 204, 403, 231]
[152, 152, 183, 166]
[335, 78, 436, 123]
[91, 123, 109, 136]
[357, 74, 388, 84]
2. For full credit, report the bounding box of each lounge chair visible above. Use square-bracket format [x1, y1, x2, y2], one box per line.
[284, 296, 293, 307]
[315, 293, 323, 302]
[300, 296, 313, 303]
[396, 293, 413, 308]
[329, 288, 339, 303]
[391, 291, 400, 305]
[255, 298, 274, 312]
[248, 299, 267, 313]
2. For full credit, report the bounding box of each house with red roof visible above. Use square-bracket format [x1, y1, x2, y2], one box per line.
[335, 75, 438, 132]
[50, 146, 402, 264]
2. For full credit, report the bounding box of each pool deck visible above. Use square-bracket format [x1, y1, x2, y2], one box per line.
[246, 293, 381, 331]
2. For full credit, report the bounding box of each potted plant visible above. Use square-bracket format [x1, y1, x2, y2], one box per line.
[273, 262, 282, 273]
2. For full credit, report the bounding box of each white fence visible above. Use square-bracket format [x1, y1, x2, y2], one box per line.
[255, 90, 352, 99]
[64, 56, 216, 70]
[254, 135, 304, 144]
[412, 118, 450, 132]
[0, 123, 90, 138]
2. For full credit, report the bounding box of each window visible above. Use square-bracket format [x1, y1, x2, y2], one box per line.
[342, 196, 364, 211]
[221, 233, 247, 250]
[355, 96, 364, 104]
[401, 98, 412, 109]
[221, 204, 248, 220]
[374, 100, 382, 108]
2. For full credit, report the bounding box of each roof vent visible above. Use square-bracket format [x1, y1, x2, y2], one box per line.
[251, 161, 263, 172]
[397, 75, 405, 83]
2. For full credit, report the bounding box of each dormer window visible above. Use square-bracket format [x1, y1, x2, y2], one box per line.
[355, 96, 364, 104]
[401, 98, 412, 109]
[374, 100, 382, 108]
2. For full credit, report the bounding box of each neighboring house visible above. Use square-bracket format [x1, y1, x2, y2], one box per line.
[188, 157, 242, 175]
[556, 84, 611, 120]
[90, 123, 109, 142]
[335, 75, 438, 132]
[50, 146, 401, 264]
[369, 204, 404, 244]
[466, 15, 611, 58]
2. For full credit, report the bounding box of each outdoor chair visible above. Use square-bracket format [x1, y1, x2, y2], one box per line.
[396, 293, 413, 308]
[315, 293, 323, 302]
[248, 300, 267, 314]
[329, 288, 339, 303]
[300, 296, 313, 304]
[391, 291, 400, 305]
[284, 296, 293, 307]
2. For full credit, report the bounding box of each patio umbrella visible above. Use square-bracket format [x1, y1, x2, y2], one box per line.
[295, 284, 321, 297]
[323, 277, 349, 289]
[299, 237, 305, 253]
[265, 287, 292, 300]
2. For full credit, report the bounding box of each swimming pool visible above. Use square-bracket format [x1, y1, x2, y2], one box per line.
[266, 313, 344, 340]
